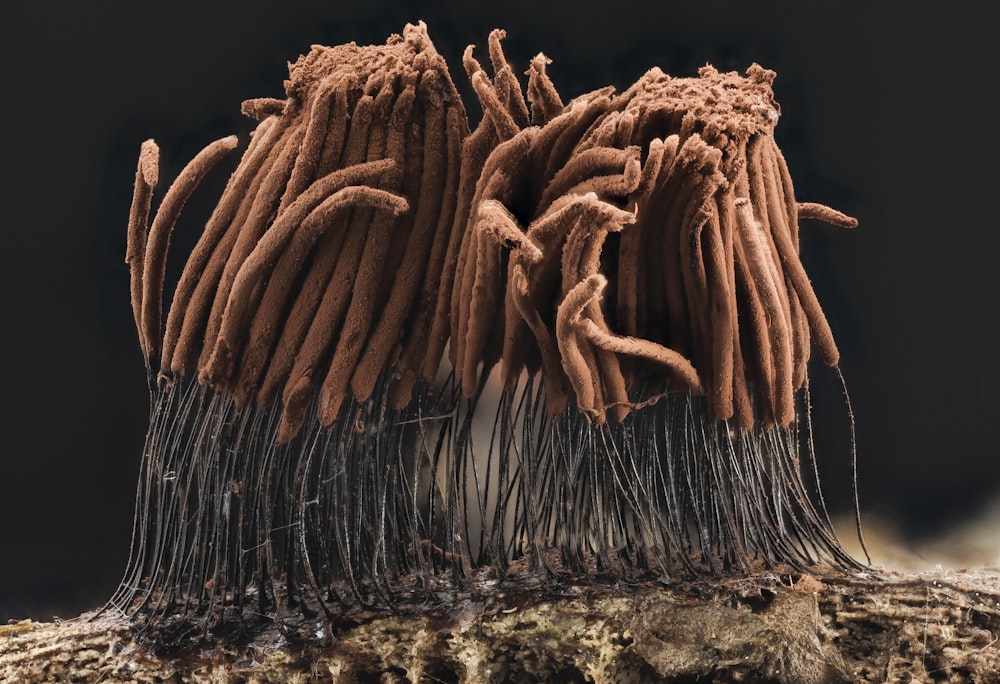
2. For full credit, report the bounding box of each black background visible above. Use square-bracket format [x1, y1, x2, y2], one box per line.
[3, 1, 998, 621]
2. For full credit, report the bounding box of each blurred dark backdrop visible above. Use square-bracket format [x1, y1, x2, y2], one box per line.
[3, 1, 997, 621]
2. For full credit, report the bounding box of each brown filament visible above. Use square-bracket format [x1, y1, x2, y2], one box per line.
[580, 110, 622, 151]
[426, 111, 498, 384]
[678, 208, 713, 377]
[140, 135, 239, 367]
[278, 76, 341, 213]
[516, 143, 633, 386]
[613, 111, 639, 149]
[678, 163, 728, 363]
[637, 143, 684, 345]
[352, 73, 448, 403]
[571, 215, 631, 419]
[276, 130, 389, 432]
[581, 317, 705, 394]
[316, 86, 416, 425]
[391, 106, 466, 407]
[241, 97, 287, 120]
[127, 139, 159, 362]
[510, 262, 568, 413]
[537, 146, 640, 209]
[560, 222, 616, 420]
[772, 145, 802, 248]
[770, 206, 842, 366]
[789, 288, 811, 390]
[469, 68, 520, 142]
[538, 94, 615, 186]
[526, 53, 564, 125]
[735, 198, 794, 425]
[204, 160, 399, 378]
[163, 115, 287, 374]
[452, 131, 535, 391]
[206, 183, 408, 390]
[274, 84, 400, 423]
[555, 273, 601, 417]
[755, 143, 797, 339]
[798, 201, 859, 228]
[718, 192, 755, 428]
[275, 187, 380, 429]
[731, 210, 777, 423]
[197, 119, 306, 376]
[314, 83, 351, 178]
[379, 76, 426, 302]
[487, 29, 531, 131]
[657, 136, 714, 354]
[618, 135, 678, 341]
[476, 199, 543, 387]
[254, 94, 377, 409]
[480, 193, 635, 405]
[567, 275, 703, 393]
[475, 198, 568, 410]
[231, 162, 396, 407]
[461, 171, 526, 395]
[701, 211, 735, 419]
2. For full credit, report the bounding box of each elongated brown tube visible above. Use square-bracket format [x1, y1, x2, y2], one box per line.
[206, 185, 409, 390]
[167, 116, 291, 376]
[126, 139, 159, 362]
[140, 135, 239, 367]
[231, 162, 395, 407]
[202, 162, 403, 386]
[451, 57, 858, 428]
[253, 94, 378, 410]
[127, 22, 467, 440]
[160, 115, 284, 375]
[526, 53, 563, 124]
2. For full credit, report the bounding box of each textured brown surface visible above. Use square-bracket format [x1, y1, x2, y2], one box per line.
[110, 22, 866, 632]
[4, 570, 999, 683]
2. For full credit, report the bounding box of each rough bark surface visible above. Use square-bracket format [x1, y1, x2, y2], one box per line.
[2, 570, 999, 683]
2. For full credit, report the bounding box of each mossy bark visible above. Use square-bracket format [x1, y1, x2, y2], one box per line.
[3, 570, 999, 683]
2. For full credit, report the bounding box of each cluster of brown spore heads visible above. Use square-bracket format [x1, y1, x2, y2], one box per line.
[109, 22, 865, 635]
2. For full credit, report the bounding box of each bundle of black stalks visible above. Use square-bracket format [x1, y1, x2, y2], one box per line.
[107, 22, 868, 642]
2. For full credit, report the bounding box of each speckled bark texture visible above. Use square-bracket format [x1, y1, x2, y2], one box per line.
[3, 570, 999, 682]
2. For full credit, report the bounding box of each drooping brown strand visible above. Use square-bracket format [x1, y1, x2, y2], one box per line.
[130, 135, 240, 368]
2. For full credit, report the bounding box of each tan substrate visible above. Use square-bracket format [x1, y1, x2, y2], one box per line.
[3, 570, 999, 683]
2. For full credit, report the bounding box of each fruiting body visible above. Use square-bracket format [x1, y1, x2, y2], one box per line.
[109, 22, 863, 637]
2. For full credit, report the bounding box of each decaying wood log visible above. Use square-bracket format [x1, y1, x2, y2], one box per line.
[3, 569, 999, 682]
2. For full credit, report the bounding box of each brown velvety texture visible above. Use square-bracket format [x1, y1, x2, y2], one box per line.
[114, 22, 863, 637]
[449, 60, 857, 428]
[131, 23, 467, 443]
